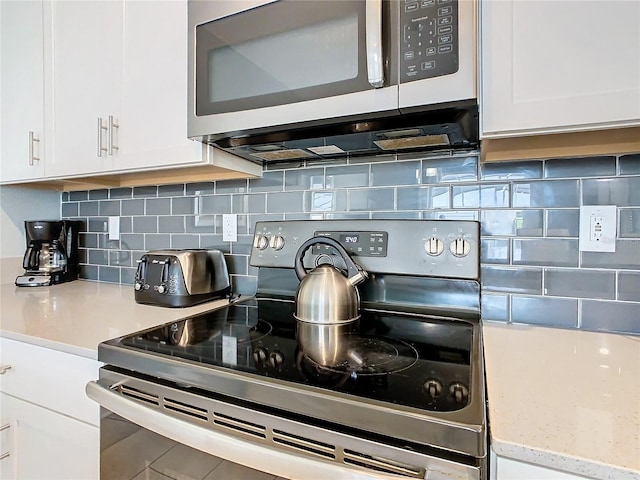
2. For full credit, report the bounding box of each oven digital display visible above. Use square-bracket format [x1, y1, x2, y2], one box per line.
[313, 231, 388, 257]
[341, 234, 359, 244]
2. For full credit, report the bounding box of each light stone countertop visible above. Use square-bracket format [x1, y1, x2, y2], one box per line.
[483, 321, 640, 480]
[0, 258, 235, 359]
[1, 257, 638, 480]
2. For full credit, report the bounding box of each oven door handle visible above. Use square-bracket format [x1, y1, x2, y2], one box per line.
[86, 381, 399, 480]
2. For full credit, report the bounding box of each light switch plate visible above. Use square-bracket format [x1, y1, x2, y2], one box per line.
[579, 205, 616, 252]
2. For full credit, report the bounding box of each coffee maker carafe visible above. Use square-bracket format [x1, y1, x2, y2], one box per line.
[16, 220, 80, 287]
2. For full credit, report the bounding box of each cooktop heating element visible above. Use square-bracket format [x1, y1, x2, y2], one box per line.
[96, 219, 487, 479]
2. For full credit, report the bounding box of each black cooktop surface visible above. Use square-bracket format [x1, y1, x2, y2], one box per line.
[116, 298, 474, 413]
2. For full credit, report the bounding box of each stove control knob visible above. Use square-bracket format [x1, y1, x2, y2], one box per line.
[450, 238, 471, 257]
[423, 379, 443, 399]
[449, 382, 470, 404]
[269, 351, 284, 369]
[270, 235, 285, 251]
[134, 282, 143, 291]
[157, 284, 167, 294]
[424, 237, 444, 256]
[253, 347, 269, 367]
[254, 235, 269, 250]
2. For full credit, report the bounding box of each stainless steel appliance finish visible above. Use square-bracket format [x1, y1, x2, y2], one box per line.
[15, 220, 80, 287]
[187, 0, 479, 164]
[89, 219, 487, 479]
[134, 249, 230, 308]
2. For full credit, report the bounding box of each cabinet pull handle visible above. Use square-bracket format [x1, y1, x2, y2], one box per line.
[0, 452, 9, 461]
[0, 424, 9, 432]
[28, 131, 40, 166]
[108, 115, 119, 155]
[0, 365, 12, 375]
[97, 118, 108, 157]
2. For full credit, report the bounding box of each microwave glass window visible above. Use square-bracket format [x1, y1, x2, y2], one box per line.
[208, 13, 359, 103]
[195, 1, 372, 116]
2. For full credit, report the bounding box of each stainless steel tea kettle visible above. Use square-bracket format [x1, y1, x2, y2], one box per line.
[294, 236, 368, 324]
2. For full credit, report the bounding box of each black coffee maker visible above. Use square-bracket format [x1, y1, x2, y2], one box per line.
[16, 220, 81, 287]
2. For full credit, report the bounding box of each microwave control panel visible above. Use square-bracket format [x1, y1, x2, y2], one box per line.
[400, 0, 459, 82]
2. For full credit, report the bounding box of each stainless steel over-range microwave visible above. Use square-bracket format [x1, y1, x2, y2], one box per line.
[188, 0, 478, 163]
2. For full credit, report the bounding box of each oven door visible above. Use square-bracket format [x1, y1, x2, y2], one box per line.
[87, 368, 482, 480]
[187, 0, 399, 140]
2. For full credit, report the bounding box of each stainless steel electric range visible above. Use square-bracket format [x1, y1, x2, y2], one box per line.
[88, 219, 487, 480]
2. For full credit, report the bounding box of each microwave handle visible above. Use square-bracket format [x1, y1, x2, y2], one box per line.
[365, 0, 384, 87]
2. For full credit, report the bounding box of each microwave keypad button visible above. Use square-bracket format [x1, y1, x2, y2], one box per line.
[404, 51, 415, 60]
[421, 0, 436, 7]
[405, 2, 419, 12]
[438, 6, 453, 16]
[438, 35, 452, 44]
[438, 16, 453, 26]
[438, 0, 453, 3]
[426, 47, 437, 56]
[421, 61, 436, 70]
[438, 25, 453, 35]
[437, 45, 453, 54]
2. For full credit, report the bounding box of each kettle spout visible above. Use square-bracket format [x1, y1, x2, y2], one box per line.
[348, 269, 369, 287]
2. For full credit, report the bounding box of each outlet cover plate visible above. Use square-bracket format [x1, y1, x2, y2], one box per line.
[579, 205, 616, 252]
[223, 214, 238, 242]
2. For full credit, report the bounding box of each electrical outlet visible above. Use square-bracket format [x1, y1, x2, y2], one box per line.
[223, 214, 238, 242]
[579, 205, 616, 252]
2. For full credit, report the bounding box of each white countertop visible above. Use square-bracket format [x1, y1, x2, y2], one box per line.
[0, 274, 234, 359]
[1, 260, 638, 480]
[483, 322, 640, 480]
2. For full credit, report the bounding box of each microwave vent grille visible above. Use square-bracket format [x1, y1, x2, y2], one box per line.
[374, 134, 450, 151]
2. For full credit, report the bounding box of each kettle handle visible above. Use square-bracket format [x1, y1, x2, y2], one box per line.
[294, 236, 368, 285]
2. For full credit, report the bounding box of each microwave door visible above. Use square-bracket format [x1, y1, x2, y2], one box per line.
[398, 0, 477, 110]
[188, 0, 398, 139]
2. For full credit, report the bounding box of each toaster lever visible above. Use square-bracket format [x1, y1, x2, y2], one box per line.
[156, 258, 170, 294]
[134, 258, 147, 291]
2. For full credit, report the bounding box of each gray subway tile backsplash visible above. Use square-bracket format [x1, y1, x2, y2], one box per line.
[61, 151, 640, 336]
[544, 268, 615, 300]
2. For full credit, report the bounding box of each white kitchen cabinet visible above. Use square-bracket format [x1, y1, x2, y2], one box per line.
[115, 0, 208, 172]
[0, 337, 100, 479]
[43, 0, 259, 181]
[0, 393, 99, 480]
[0, 0, 46, 182]
[45, 0, 122, 177]
[492, 453, 593, 480]
[481, 0, 640, 138]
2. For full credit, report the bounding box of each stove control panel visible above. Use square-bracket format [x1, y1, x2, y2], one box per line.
[250, 219, 479, 280]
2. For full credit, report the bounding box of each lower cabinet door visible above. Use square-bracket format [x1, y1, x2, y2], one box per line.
[0, 393, 99, 480]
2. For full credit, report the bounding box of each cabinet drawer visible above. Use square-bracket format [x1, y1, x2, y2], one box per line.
[0, 338, 100, 426]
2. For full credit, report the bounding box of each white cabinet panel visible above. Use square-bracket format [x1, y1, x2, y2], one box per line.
[0, 338, 101, 426]
[116, 0, 205, 172]
[0, 393, 99, 480]
[47, 0, 123, 177]
[493, 455, 592, 480]
[0, 0, 46, 182]
[481, 0, 640, 137]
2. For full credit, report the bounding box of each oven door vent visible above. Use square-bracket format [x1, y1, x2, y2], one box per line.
[272, 429, 336, 459]
[343, 450, 425, 477]
[213, 411, 267, 439]
[118, 385, 160, 406]
[164, 397, 208, 421]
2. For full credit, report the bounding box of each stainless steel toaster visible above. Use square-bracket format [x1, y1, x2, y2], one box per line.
[134, 249, 230, 307]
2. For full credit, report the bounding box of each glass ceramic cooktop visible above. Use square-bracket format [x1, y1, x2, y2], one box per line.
[119, 298, 474, 412]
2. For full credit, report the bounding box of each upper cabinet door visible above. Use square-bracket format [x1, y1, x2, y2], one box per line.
[115, 0, 204, 171]
[481, 0, 640, 138]
[46, 0, 123, 177]
[0, 0, 46, 182]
